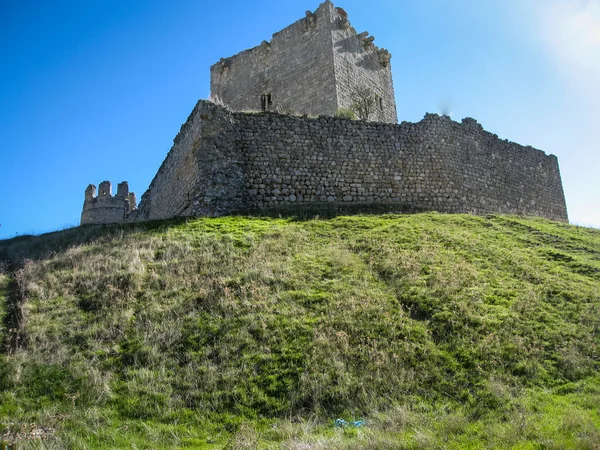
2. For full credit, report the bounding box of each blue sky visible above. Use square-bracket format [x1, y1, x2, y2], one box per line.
[1, 0, 599, 239]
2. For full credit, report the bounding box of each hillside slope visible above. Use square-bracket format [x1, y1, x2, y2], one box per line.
[0, 213, 599, 449]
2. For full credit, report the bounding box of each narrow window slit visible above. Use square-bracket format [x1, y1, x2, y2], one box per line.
[261, 94, 273, 111]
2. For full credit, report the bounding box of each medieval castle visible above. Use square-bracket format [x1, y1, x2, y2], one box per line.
[81, 1, 569, 225]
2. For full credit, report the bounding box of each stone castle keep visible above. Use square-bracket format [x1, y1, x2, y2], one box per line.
[210, 1, 396, 123]
[81, 1, 569, 225]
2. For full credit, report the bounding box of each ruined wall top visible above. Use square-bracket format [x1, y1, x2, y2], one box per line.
[81, 181, 137, 225]
[212, 2, 391, 72]
[118, 100, 567, 224]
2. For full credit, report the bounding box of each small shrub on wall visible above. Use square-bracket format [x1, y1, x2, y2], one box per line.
[334, 108, 357, 120]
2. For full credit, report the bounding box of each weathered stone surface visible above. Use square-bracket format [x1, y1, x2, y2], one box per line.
[133, 102, 245, 221]
[235, 108, 567, 221]
[82, 101, 568, 225]
[210, 1, 397, 124]
[81, 181, 136, 225]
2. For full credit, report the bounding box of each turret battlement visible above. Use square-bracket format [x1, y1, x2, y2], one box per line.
[81, 181, 137, 225]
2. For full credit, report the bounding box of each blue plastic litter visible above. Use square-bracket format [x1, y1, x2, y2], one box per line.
[334, 419, 347, 428]
[334, 419, 365, 428]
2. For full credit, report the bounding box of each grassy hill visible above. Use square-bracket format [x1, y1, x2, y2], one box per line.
[0, 213, 599, 449]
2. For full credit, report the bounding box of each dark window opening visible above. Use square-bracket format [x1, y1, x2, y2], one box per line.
[379, 97, 384, 111]
[261, 94, 273, 111]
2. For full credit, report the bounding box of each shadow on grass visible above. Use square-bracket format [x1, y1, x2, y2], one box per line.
[0, 203, 428, 268]
[0, 218, 187, 269]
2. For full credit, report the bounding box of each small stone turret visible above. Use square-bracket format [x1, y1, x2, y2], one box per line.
[81, 181, 137, 225]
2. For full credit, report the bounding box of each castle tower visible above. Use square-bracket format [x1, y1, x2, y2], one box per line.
[81, 181, 137, 225]
[210, 1, 397, 123]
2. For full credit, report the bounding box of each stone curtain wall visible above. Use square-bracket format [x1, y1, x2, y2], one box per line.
[123, 101, 567, 225]
[235, 111, 568, 221]
[134, 102, 245, 221]
[210, 2, 338, 116]
[133, 104, 207, 221]
[447, 117, 567, 220]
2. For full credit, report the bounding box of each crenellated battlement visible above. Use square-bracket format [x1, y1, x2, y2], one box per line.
[81, 181, 137, 225]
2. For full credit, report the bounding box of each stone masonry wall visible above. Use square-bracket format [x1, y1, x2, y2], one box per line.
[210, 1, 397, 123]
[81, 181, 136, 225]
[210, 2, 338, 116]
[235, 111, 567, 221]
[134, 102, 245, 221]
[124, 101, 567, 225]
[330, 6, 397, 123]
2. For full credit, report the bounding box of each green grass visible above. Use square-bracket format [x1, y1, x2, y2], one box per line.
[0, 213, 599, 448]
[0, 271, 10, 396]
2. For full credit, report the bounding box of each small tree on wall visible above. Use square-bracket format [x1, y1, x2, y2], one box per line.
[350, 86, 377, 121]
